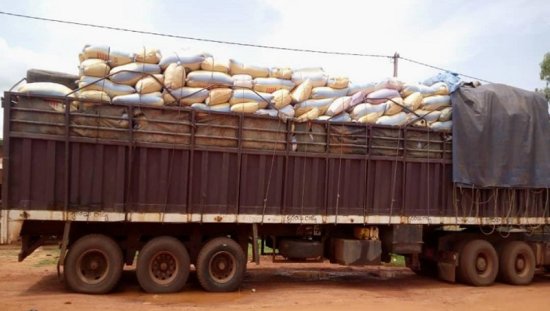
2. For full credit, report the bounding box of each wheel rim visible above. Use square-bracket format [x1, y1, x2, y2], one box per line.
[475, 252, 492, 278]
[514, 253, 530, 277]
[149, 251, 179, 285]
[76, 249, 110, 285]
[208, 251, 236, 284]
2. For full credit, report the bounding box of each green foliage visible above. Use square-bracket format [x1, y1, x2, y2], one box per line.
[539, 53, 550, 100]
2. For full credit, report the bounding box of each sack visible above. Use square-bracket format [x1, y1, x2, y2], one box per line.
[401, 82, 449, 97]
[231, 102, 259, 113]
[201, 57, 230, 73]
[403, 92, 423, 111]
[76, 90, 110, 102]
[255, 109, 279, 117]
[410, 110, 441, 122]
[81, 44, 134, 67]
[79, 76, 135, 97]
[271, 89, 292, 109]
[135, 74, 164, 94]
[163, 63, 186, 89]
[421, 95, 451, 111]
[295, 107, 320, 122]
[430, 120, 452, 131]
[18, 82, 74, 97]
[376, 112, 408, 126]
[253, 77, 295, 93]
[134, 47, 161, 64]
[292, 67, 327, 87]
[384, 97, 404, 115]
[291, 79, 313, 103]
[209, 103, 231, 112]
[229, 59, 269, 78]
[229, 89, 273, 105]
[352, 103, 388, 120]
[278, 105, 295, 120]
[232, 74, 253, 89]
[191, 103, 210, 111]
[270, 67, 293, 79]
[326, 96, 352, 116]
[375, 77, 404, 91]
[159, 50, 211, 70]
[79, 59, 110, 77]
[206, 88, 233, 105]
[367, 88, 401, 104]
[358, 112, 383, 124]
[327, 76, 349, 89]
[112, 92, 164, 106]
[109, 63, 161, 85]
[327, 112, 351, 122]
[347, 81, 376, 96]
[439, 107, 452, 121]
[163, 87, 209, 105]
[311, 86, 349, 99]
[294, 98, 334, 116]
[186, 71, 233, 88]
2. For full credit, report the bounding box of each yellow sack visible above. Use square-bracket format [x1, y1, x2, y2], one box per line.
[229, 59, 269, 78]
[253, 77, 295, 93]
[79, 59, 110, 77]
[403, 92, 423, 111]
[201, 57, 230, 73]
[421, 95, 451, 111]
[295, 107, 320, 122]
[163, 87, 209, 105]
[134, 48, 161, 64]
[291, 79, 313, 103]
[77, 90, 110, 102]
[164, 63, 186, 89]
[384, 97, 404, 115]
[206, 88, 233, 106]
[231, 102, 259, 113]
[135, 74, 164, 94]
[439, 107, 452, 121]
[358, 112, 383, 124]
[210, 103, 231, 112]
[327, 76, 350, 89]
[269, 67, 293, 79]
[271, 89, 292, 109]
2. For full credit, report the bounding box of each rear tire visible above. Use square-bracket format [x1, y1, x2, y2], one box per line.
[64, 234, 123, 294]
[196, 237, 246, 292]
[136, 236, 190, 293]
[498, 241, 535, 285]
[458, 239, 498, 286]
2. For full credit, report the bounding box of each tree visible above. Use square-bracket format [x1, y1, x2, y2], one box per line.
[538, 52, 550, 100]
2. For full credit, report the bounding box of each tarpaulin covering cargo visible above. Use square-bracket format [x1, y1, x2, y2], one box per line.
[452, 84, 550, 188]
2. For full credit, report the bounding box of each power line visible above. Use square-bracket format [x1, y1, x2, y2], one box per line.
[0, 10, 492, 83]
[0, 10, 391, 59]
[400, 56, 493, 84]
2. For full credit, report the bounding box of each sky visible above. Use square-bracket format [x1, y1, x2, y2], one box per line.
[0, 0, 549, 136]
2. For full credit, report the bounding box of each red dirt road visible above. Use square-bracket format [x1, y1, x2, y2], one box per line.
[1, 244, 549, 311]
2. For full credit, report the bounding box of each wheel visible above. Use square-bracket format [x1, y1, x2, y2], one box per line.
[64, 234, 123, 294]
[196, 237, 246, 292]
[458, 239, 498, 286]
[136, 236, 191, 293]
[498, 241, 535, 285]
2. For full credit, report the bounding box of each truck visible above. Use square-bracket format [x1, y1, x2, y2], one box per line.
[1, 71, 549, 294]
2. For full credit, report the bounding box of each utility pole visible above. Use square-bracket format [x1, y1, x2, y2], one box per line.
[393, 52, 400, 77]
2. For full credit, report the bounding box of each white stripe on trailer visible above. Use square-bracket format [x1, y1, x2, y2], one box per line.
[5, 209, 550, 226]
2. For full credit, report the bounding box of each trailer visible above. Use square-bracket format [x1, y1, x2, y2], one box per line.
[1, 81, 549, 294]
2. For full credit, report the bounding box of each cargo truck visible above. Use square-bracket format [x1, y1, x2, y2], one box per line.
[1, 72, 549, 294]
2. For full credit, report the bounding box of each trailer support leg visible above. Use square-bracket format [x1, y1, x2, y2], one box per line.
[56, 221, 72, 281]
[252, 223, 260, 265]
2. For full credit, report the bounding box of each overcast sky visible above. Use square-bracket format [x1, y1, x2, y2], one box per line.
[0, 0, 549, 136]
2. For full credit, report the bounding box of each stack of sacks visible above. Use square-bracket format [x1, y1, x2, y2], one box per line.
[77, 44, 163, 105]
[400, 80, 452, 130]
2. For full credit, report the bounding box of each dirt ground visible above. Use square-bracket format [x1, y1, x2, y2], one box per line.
[1, 244, 550, 311]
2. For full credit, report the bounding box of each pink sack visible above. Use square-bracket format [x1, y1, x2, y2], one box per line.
[366, 88, 400, 104]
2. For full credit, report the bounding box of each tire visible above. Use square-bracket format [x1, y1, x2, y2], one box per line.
[196, 237, 246, 292]
[498, 241, 535, 285]
[64, 234, 123, 294]
[458, 239, 498, 286]
[136, 236, 191, 293]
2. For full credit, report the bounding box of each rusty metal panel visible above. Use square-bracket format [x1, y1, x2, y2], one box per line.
[127, 147, 190, 213]
[189, 150, 239, 215]
[238, 154, 284, 215]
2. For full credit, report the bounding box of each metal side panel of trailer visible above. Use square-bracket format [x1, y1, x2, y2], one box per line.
[1, 92, 549, 243]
